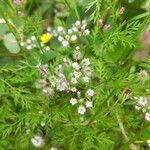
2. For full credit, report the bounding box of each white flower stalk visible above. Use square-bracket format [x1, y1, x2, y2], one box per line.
[138, 97, 147, 106]
[85, 101, 93, 108]
[71, 77, 77, 84]
[135, 105, 141, 111]
[70, 35, 77, 41]
[145, 113, 150, 122]
[71, 87, 77, 92]
[73, 49, 82, 60]
[56, 81, 68, 91]
[58, 36, 64, 42]
[42, 87, 53, 97]
[147, 140, 150, 147]
[86, 89, 94, 97]
[57, 26, 64, 33]
[31, 136, 44, 147]
[68, 29, 73, 34]
[63, 58, 72, 67]
[78, 106, 86, 115]
[0, 18, 5, 24]
[82, 66, 92, 76]
[83, 76, 90, 83]
[72, 71, 82, 79]
[74, 20, 81, 27]
[70, 98, 77, 105]
[83, 29, 90, 35]
[77, 91, 81, 98]
[38, 64, 49, 76]
[36, 79, 47, 89]
[72, 62, 81, 70]
[62, 40, 69, 47]
[72, 26, 78, 32]
[50, 146, 59, 150]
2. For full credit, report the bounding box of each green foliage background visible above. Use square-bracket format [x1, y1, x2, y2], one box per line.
[0, 0, 150, 149]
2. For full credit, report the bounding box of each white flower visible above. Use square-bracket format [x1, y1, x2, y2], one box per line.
[77, 91, 81, 97]
[47, 27, 51, 32]
[40, 122, 45, 127]
[50, 147, 58, 150]
[57, 26, 64, 32]
[26, 129, 30, 134]
[82, 20, 87, 26]
[68, 29, 73, 34]
[71, 87, 77, 92]
[0, 18, 5, 24]
[83, 76, 89, 83]
[52, 30, 58, 37]
[70, 35, 77, 41]
[98, 19, 103, 26]
[72, 26, 78, 32]
[72, 62, 81, 70]
[145, 113, 150, 122]
[83, 66, 92, 76]
[85, 101, 93, 108]
[31, 36, 36, 41]
[20, 42, 25, 46]
[65, 34, 70, 40]
[58, 36, 64, 42]
[81, 58, 90, 66]
[71, 77, 77, 84]
[70, 98, 77, 105]
[31, 136, 44, 147]
[138, 97, 147, 106]
[26, 45, 32, 50]
[104, 24, 110, 30]
[62, 40, 69, 47]
[45, 46, 50, 51]
[73, 50, 82, 60]
[76, 46, 80, 50]
[142, 108, 146, 113]
[147, 140, 150, 147]
[81, 25, 86, 30]
[135, 105, 141, 111]
[83, 29, 90, 35]
[75, 20, 81, 27]
[57, 81, 68, 91]
[78, 106, 86, 115]
[27, 39, 31, 44]
[41, 43, 44, 47]
[86, 89, 94, 97]
[133, 96, 138, 100]
[72, 71, 82, 79]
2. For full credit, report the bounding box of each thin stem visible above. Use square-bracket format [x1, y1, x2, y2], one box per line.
[116, 113, 138, 150]
[0, 11, 26, 59]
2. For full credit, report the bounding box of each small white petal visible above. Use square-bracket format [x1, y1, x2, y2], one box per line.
[78, 106, 86, 115]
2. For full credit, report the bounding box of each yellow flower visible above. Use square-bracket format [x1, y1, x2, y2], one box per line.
[40, 33, 52, 44]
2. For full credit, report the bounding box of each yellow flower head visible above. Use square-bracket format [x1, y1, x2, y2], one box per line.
[40, 33, 52, 44]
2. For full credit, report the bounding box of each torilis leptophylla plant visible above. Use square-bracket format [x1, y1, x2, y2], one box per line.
[36, 45, 94, 116]
[132, 96, 150, 122]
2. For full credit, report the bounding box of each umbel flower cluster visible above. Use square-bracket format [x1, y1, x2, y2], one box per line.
[21, 20, 90, 52]
[57, 20, 90, 47]
[132, 96, 150, 122]
[36, 46, 94, 115]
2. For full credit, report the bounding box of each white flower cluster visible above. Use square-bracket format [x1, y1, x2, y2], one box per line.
[132, 96, 150, 122]
[20, 36, 37, 50]
[31, 135, 44, 147]
[70, 88, 94, 115]
[147, 140, 150, 147]
[56, 20, 90, 47]
[36, 46, 94, 115]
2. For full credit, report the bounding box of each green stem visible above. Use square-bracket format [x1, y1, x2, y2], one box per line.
[0, 11, 26, 59]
